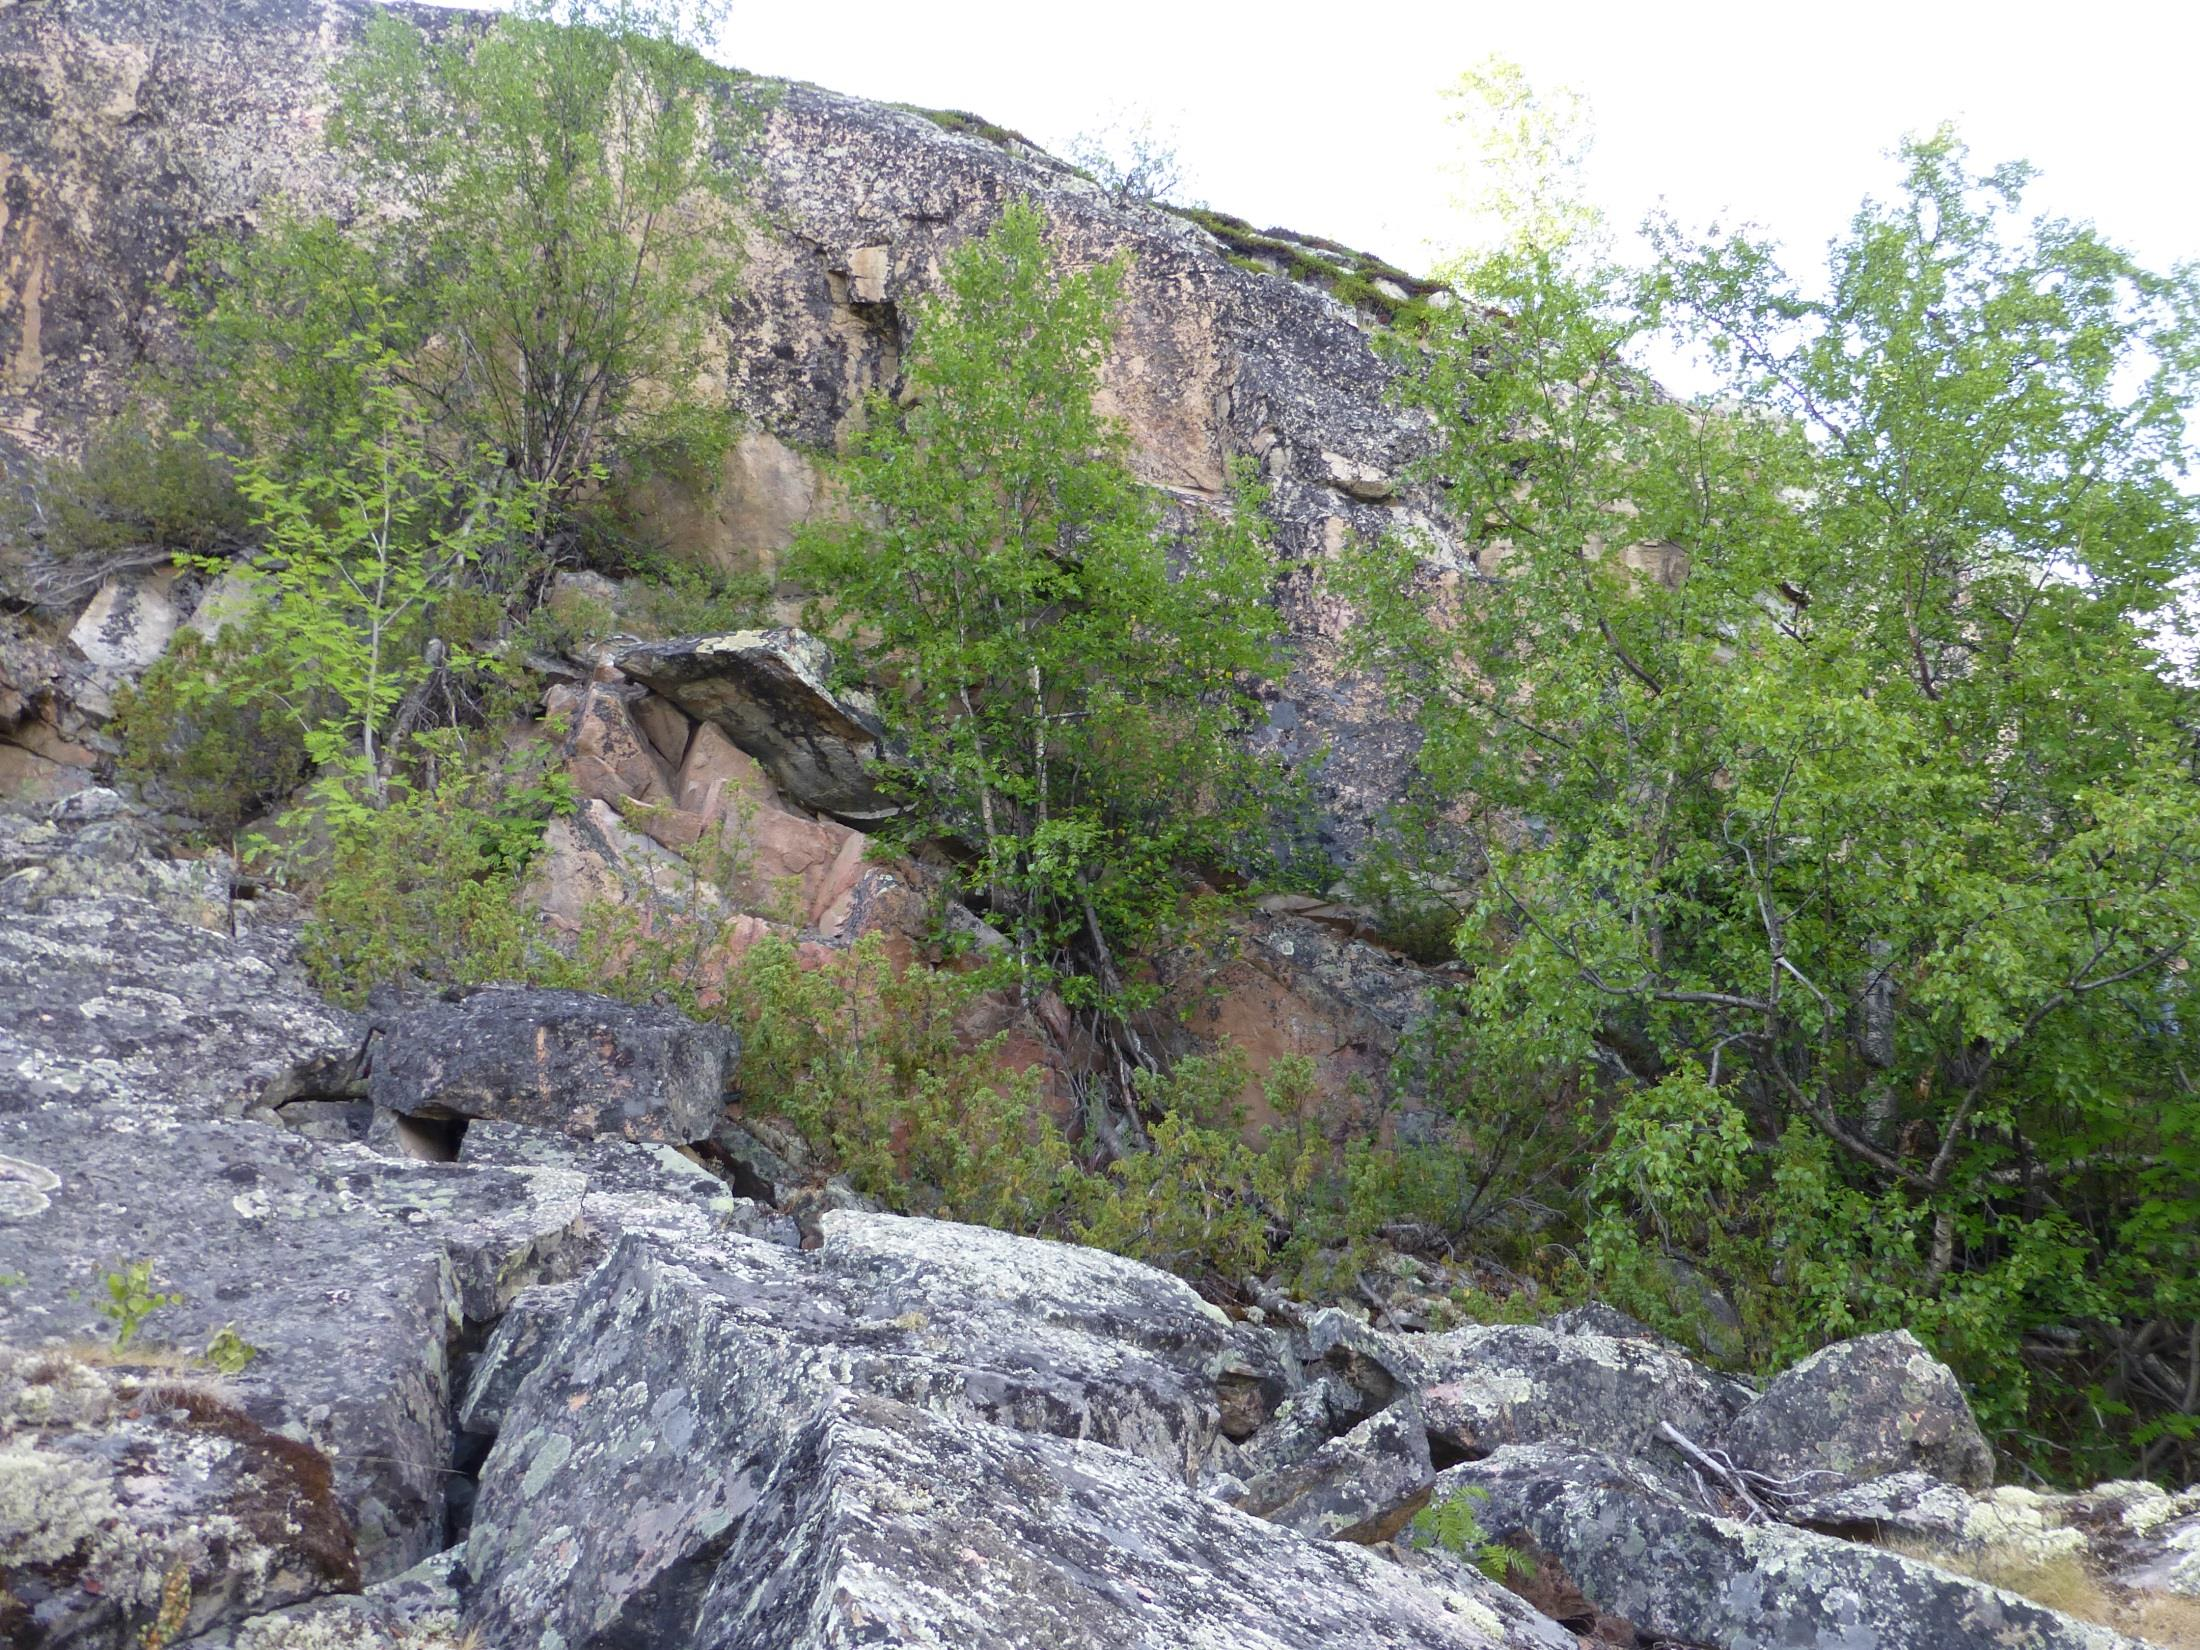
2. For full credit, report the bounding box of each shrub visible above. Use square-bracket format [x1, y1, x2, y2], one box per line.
[296, 739, 572, 1005]
[115, 628, 315, 835]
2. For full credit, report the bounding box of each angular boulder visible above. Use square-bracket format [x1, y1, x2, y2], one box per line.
[617, 628, 897, 824]
[0, 800, 357, 1116]
[545, 679, 676, 808]
[1235, 1394, 1435, 1540]
[66, 572, 179, 675]
[0, 1103, 594, 1578]
[464, 1242, 1560, 1650]
[0, 1348, 359, 1649]
[1444, 1444, 2146, 1650]
[1295, 1307, 1749, 1467]
[368, 988, 737, 1147]
[1715, 1328, 1995, 1491]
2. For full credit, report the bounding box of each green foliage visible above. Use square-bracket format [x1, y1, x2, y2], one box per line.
[201, 1325, 260, 1375]
[718, 934, 1077, 1230]
[792, 200, 1293, 1010]
[1344, 95, 2200, 1480]
[1412, 1485, 1531, 1582]
[896, 105, 1039, 151]
[115, 627, 314, 835]
[100, 1260, 183, 1351]
[298, 737, 572, 1004]
[202, 370, 544, 807]
[0, 414, 246, 601]
[618, 556, 773, 639]
[322, 0, 756, 510]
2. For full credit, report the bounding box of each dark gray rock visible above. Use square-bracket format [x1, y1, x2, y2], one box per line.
[367, 988, 736, 1146]
[1444, 1445, 2146, 1650]
[464, 1238, 1558, 1649]
[0, 1348, 359, 1649]
[1416, 1321, 1747, 1462]
[495, 1209, 1239, 1481]
[1229, 1373, 1363, 1483]
[617, 628, 897, 824]
[1235, 1394, 1434, 1540]
[1715, 1328, 1996, 1492]
[454, 1280, 584, 1445]
[177, 1546, 468, 1649]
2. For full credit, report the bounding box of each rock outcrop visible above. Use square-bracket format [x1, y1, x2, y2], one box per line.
[1715, 1327, 1998, 1492]
[0, 793, 2194, 1650]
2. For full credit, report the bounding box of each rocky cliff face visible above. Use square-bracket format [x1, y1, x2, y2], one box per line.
[1, 0, 1459, 866]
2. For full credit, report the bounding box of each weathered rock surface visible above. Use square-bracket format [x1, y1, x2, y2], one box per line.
[0, 801, 355, 1117]
[462, 1234, 1558, 1650]
[1716, 1327, 1997, 1492]
[617, 628, 896, 824]
[1235, 1394, 1435, 1539]
[0, 1103, 591, 1577]
[1293, 1306, 1750, 1468]
[0, 1348, 359, 1649]
[1444, 1444, 2145, 1650]
[367, 987, 737, 1147]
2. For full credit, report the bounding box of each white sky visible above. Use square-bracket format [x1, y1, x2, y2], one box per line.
[717, 0, 2199, 303]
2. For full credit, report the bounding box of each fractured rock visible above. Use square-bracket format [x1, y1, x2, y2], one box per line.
[0, 1105, 591, 1578]
[0, 1348, 359, 1649]
[464, 1237, 1558, 1649]
[1235, 1394, 1435, 1540]
[1444, 1444, 2145, 1650]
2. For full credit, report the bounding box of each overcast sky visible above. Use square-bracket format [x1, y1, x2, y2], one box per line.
[715, 0, 2198, 301]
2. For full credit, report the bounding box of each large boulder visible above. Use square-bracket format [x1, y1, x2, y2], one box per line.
[0, 1348, 360, 1650]
[1716, 1328, 1996, 1492]
[462, 1235, 1564, 1650]
[1443, 1444, 2147, 1650]
[471, 1211, 1242, 1482]
[0, 1103, 595, 1578]
[367, 987, 737, 1147]
[617, 629, 897, 824]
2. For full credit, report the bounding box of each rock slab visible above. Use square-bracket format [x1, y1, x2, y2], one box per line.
[368, 987, 737, 1146]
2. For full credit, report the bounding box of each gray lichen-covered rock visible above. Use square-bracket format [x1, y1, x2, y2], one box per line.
[464, 1249, 1555, 1650]
[1235, 1394, 1434, 1540]
[181, 1547, 469, 1650]
[1716, 1328, 1996, 1491]
[0, 1104, 593, 1578]
[469, 1215, 1237, 1488]
[1444, 1445, 2144, 1650]
[0, 892, 356, 1118]
[367, 987, 737, 1146]
[0, 1349, 360, 1649]
[1416, 1320, 1748, 1462]
[616, 628, 897, 824]
[1296, 1307, 1748, 1465]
